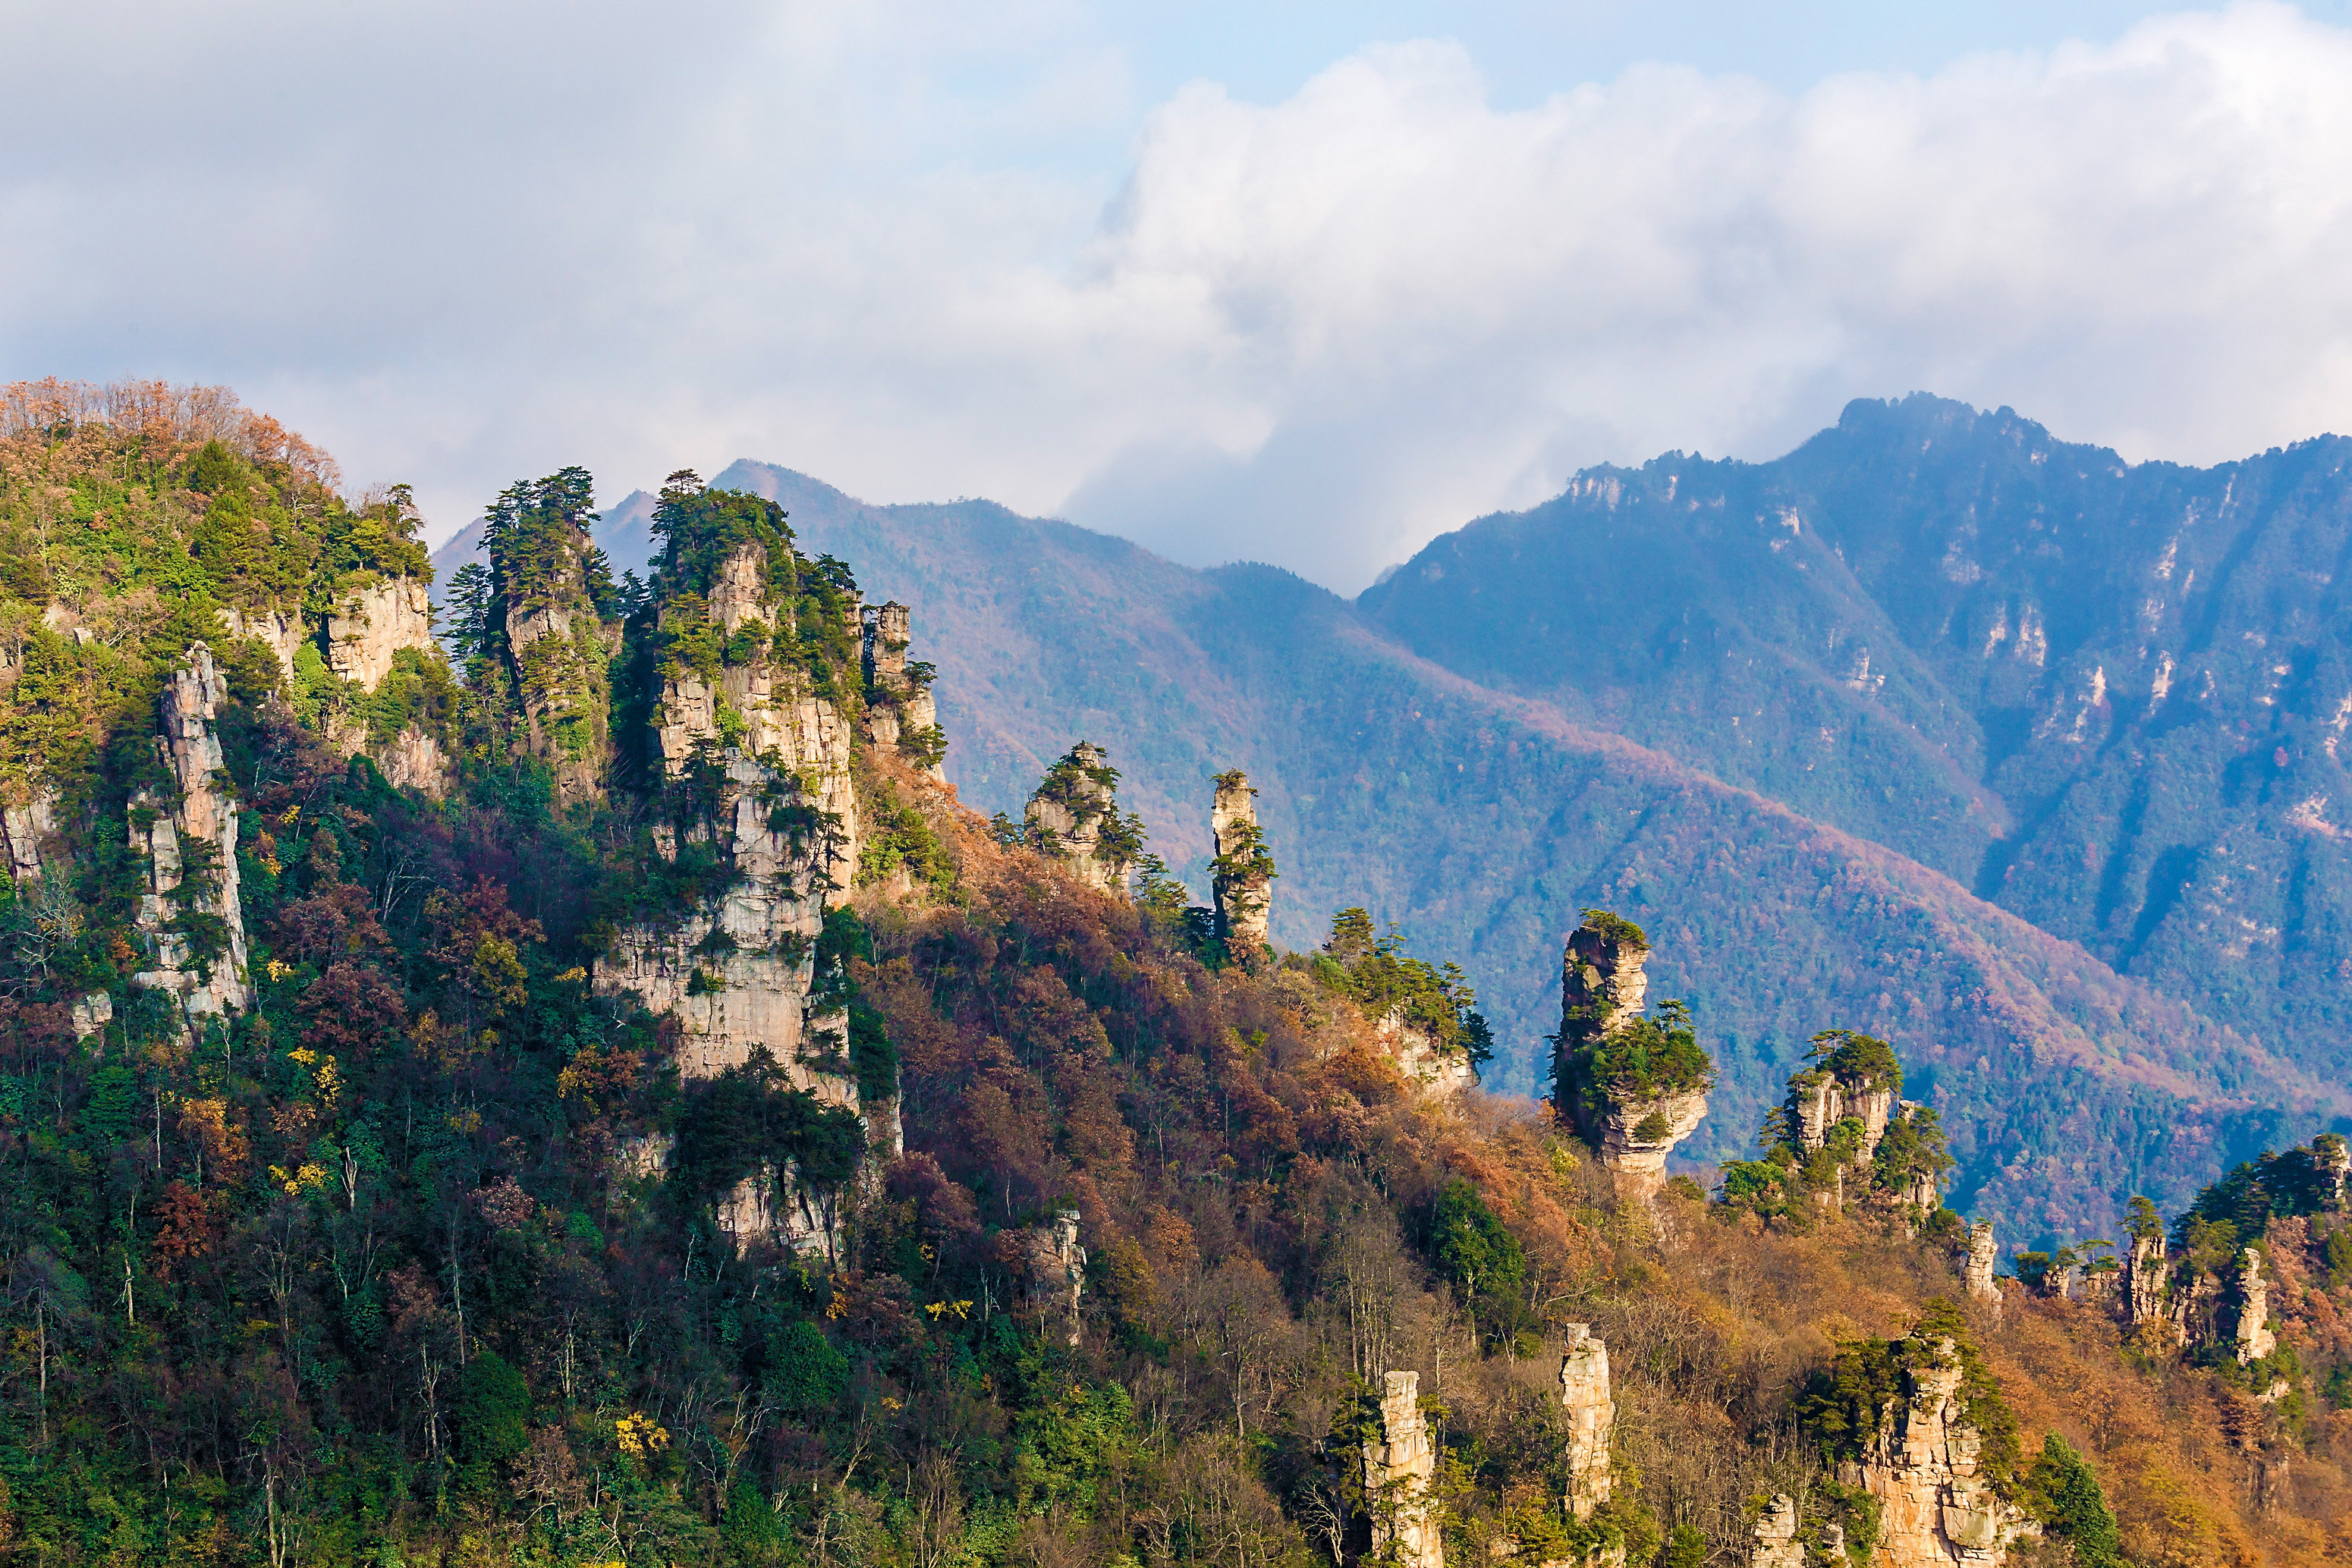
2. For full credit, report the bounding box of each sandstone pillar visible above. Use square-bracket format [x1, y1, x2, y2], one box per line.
[1364, 1370, 1443, 1568]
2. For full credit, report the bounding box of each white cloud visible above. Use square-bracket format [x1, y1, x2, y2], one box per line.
[6, 2, 2352, 592]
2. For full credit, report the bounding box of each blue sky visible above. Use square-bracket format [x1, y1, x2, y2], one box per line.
[8, 2, 2352, 589]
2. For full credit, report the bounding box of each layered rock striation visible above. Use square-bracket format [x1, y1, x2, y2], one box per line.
[1848, 1338, 2036, 1566]
[1363, 1370, 1444, 1568]
[130, 646, 253, 1027]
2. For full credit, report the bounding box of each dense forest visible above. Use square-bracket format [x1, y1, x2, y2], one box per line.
[1, 380, 2350, 1566]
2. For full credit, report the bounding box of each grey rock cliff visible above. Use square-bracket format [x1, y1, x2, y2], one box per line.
[130, 646, 252, 1027]
[326, 576, 433, 690]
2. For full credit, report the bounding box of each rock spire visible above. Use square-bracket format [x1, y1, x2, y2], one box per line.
[861, 601, 945, 779]
[1558, 1324, 1615, 1520]
[1024, 742, 1137, 894]
[1363, 1370, 1443, 1568]
[1209, 769, 1274, 954]
[1553, 911, 1711, 1200]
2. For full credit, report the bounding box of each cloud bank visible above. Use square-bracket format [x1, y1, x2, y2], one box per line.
[7, 2, 2352, 590]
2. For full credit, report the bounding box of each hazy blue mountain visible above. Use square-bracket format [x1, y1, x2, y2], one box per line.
[1362, 394, 2352, 1092]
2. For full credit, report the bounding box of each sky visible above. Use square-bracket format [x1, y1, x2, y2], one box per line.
[8, 1, 2352, 593]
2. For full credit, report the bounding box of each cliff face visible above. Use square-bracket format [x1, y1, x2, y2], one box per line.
[1364, 1369, 1444, 1568]
[595, 514, 889, 1258]
[1850, 1340, 2036, 1567]
[130, 646, 252, 1028]
[221, 605, 308, 683]
[326, 576, 433, 690]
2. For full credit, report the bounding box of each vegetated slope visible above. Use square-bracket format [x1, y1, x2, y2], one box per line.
[709, 462, 2336, 1233]
[1363, 394, 2352, 1090]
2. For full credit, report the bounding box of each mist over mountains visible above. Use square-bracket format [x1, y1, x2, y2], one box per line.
[432, 395, 2352, 1238]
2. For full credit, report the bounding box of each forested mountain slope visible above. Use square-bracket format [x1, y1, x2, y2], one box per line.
[1363, 395, 2352, 1095]
[8, 379, 2352, 1566]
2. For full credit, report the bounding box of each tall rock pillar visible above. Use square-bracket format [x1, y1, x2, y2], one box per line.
[1363, 1370, 1443, 1568]
[861, 601, 945, 778]
[1966, 1222, 2001, 1317]
[1558, 1325, 1615, 1520]
[130, 646, 252, 1026]
[1210, 769, 1274, 954]
[1553, 911, 1710, 1200]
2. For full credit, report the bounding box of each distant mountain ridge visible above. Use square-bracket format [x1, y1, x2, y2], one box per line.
[421, 405, 2352, 1237]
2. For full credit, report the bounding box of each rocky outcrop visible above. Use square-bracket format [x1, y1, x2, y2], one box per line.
[221, 605, 308, 683]
[2, 784, 56, 883]
[1966, 1222, 2000, 1312]
[377, 726, 454, 800]
[2125, 1233, 2169, 1330]
[1850, 1339, 2036, 1566]
[1554, 913, 1710, 1202]
[1210, 770, 1274, 953]
[2319, 1133, 2350, 1211]
[130, 646, 252, 1027]
[1791, 1071, 1896, 1161]
[2232, 1249, 2278, 1364]
[1363, 1370, 1443, 1568]
[1748, 1495, 1806, 1568]
[597, 757, 847, 1087]
[1018, 1210, 1086, 1347]
[651, 544, 860, 897]
[1376, 1011, 1479, 1098]
[1025, 742, 1134, 894]
[506, 520, 615, 808]
[1559, 1325, 1615, 1520]
[71, 991, 112, 1041]
[861, 601, 943, 778]
[597, 536, 890, 1258]
[326, 576, 433, 690]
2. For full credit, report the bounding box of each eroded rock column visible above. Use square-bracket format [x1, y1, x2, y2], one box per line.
[1559, 1324, 1615, 1520]
[1966, 1222, 2000, 1316]
[1024, 742, 1134, 893]
[1210, 769, 1273, 953]
[1854, 1339, 2033, 1566]
[1554, 913, 1709, 1200]
[1363, 1370, 1443, 1568]
[130, 646, 252, 1026]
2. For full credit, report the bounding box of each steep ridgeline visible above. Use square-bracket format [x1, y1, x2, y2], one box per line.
[17, 384, 2352, 1566]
